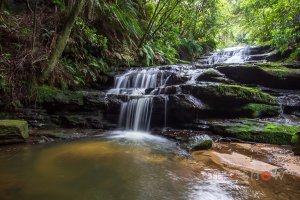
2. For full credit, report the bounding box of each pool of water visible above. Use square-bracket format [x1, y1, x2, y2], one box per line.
[0, 131, 299, 200]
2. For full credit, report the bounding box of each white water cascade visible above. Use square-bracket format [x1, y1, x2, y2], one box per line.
[118, 97, 153, 131]
[107, 68, 172, 95]
[207, 46, 251, 64]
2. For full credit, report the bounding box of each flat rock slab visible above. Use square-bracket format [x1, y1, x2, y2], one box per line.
[195, 151, 279, 173]
[0, 120, 29, 145]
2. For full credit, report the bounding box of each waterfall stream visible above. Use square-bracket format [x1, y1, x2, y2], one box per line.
[118, 97, 153, 131]
[107, 46, 294, 133]
[207, 46, 251, 64]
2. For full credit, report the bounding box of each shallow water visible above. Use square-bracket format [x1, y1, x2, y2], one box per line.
[0, 131, 299, 200]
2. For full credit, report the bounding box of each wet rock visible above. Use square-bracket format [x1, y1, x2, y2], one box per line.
[279, 94, 300, 116]
[151, 94, 207, 126]
[0, 120, 29, 145]
[154, 129, 207, 140]
[82, 91, 107, 108]
[210, 119, 300, 145]
[196, 69, 223, 81]
[216, 63, 300, 89]
[236, 103, 280, 118]
[186, 135, 213, 151]
[165, 73, 189, 86]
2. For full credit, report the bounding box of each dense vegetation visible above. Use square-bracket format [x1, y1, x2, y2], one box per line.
[0, 0, 299, 106]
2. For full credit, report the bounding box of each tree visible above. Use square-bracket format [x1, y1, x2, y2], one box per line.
[138, 0, 183, 48]
[43, 0, 85, 78]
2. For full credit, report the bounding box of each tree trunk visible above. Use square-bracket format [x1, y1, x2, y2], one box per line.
[43, 0, 85, 78]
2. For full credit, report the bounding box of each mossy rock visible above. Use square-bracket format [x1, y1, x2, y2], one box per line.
[196, 69, 223, 81]
[211, 120, 300, 145]
[217, 63, 300, 89]
[184, 135, 213, 151]
[239, 103, 280, 118]
[181, 84, 278, 105]
[191, 140, 213, 151]
[31, 85, 84, 107]
[0, 120, 29, 144]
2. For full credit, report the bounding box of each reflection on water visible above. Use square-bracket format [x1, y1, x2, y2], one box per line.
[0, 131, 299, 200]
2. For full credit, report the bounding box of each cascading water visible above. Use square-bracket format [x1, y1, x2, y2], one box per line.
[118, 97, 153, 131]
[109, 46, 270, 133]
[207, 46, 251, 64]
[164, 95, 169, 128]
[107, 68, 172, 95]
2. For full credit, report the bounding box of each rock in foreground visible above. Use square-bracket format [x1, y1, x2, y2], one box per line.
[0, 120, 29, 145]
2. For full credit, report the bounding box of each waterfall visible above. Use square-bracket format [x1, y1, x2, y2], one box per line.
[207, 46, 250, 64]
[108, 68, 172, 95]
[164, 95, 169, 128]
[118, 97, 153, 132]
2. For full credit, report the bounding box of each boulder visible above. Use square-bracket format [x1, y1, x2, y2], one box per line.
[235, 103, 280, 118]
[185, 135, 213, 151]
[165, 73, 189, 86]
[216, 63, 300, 89]
[0, 120, 29, 144]
[210, 120, 300, 145]
[196, 69, 225, 82]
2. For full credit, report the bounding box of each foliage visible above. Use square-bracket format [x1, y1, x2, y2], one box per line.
[5, 0, 299, 103]
[61, 18, 109, 85]
[216, 0, 300, 55]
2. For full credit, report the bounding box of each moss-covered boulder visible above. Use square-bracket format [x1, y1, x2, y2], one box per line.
[184, 135, 213, 151]
[210, 120, 300, 145]
[237, 103, 280, 118]
[216, 63, 300, 89]
[196, 69, 233, 83]
[0, 120, 29, 144]
[180, 84, 278, 105]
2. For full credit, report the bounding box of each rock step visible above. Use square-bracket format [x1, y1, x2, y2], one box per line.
[216, 63, 300, 89]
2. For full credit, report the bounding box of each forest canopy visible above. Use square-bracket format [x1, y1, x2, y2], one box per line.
[0, 0, 299, 103]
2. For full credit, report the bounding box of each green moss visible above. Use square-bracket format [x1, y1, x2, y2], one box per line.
[242, 103, 279, 117]
[291, 132, 300, 145]
[31, 85, 84, 106]
[205, 69, 222, 76]
[192, 140, 213, 151]
[210, 84, 277, 105]
[257, 63, 300, 78]
[211, 121, 300, 145]
[0, 120, 29, 139]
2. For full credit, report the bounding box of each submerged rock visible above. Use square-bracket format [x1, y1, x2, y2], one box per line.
[210, 120, 300, 145]
[0, 120, 29, 144]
